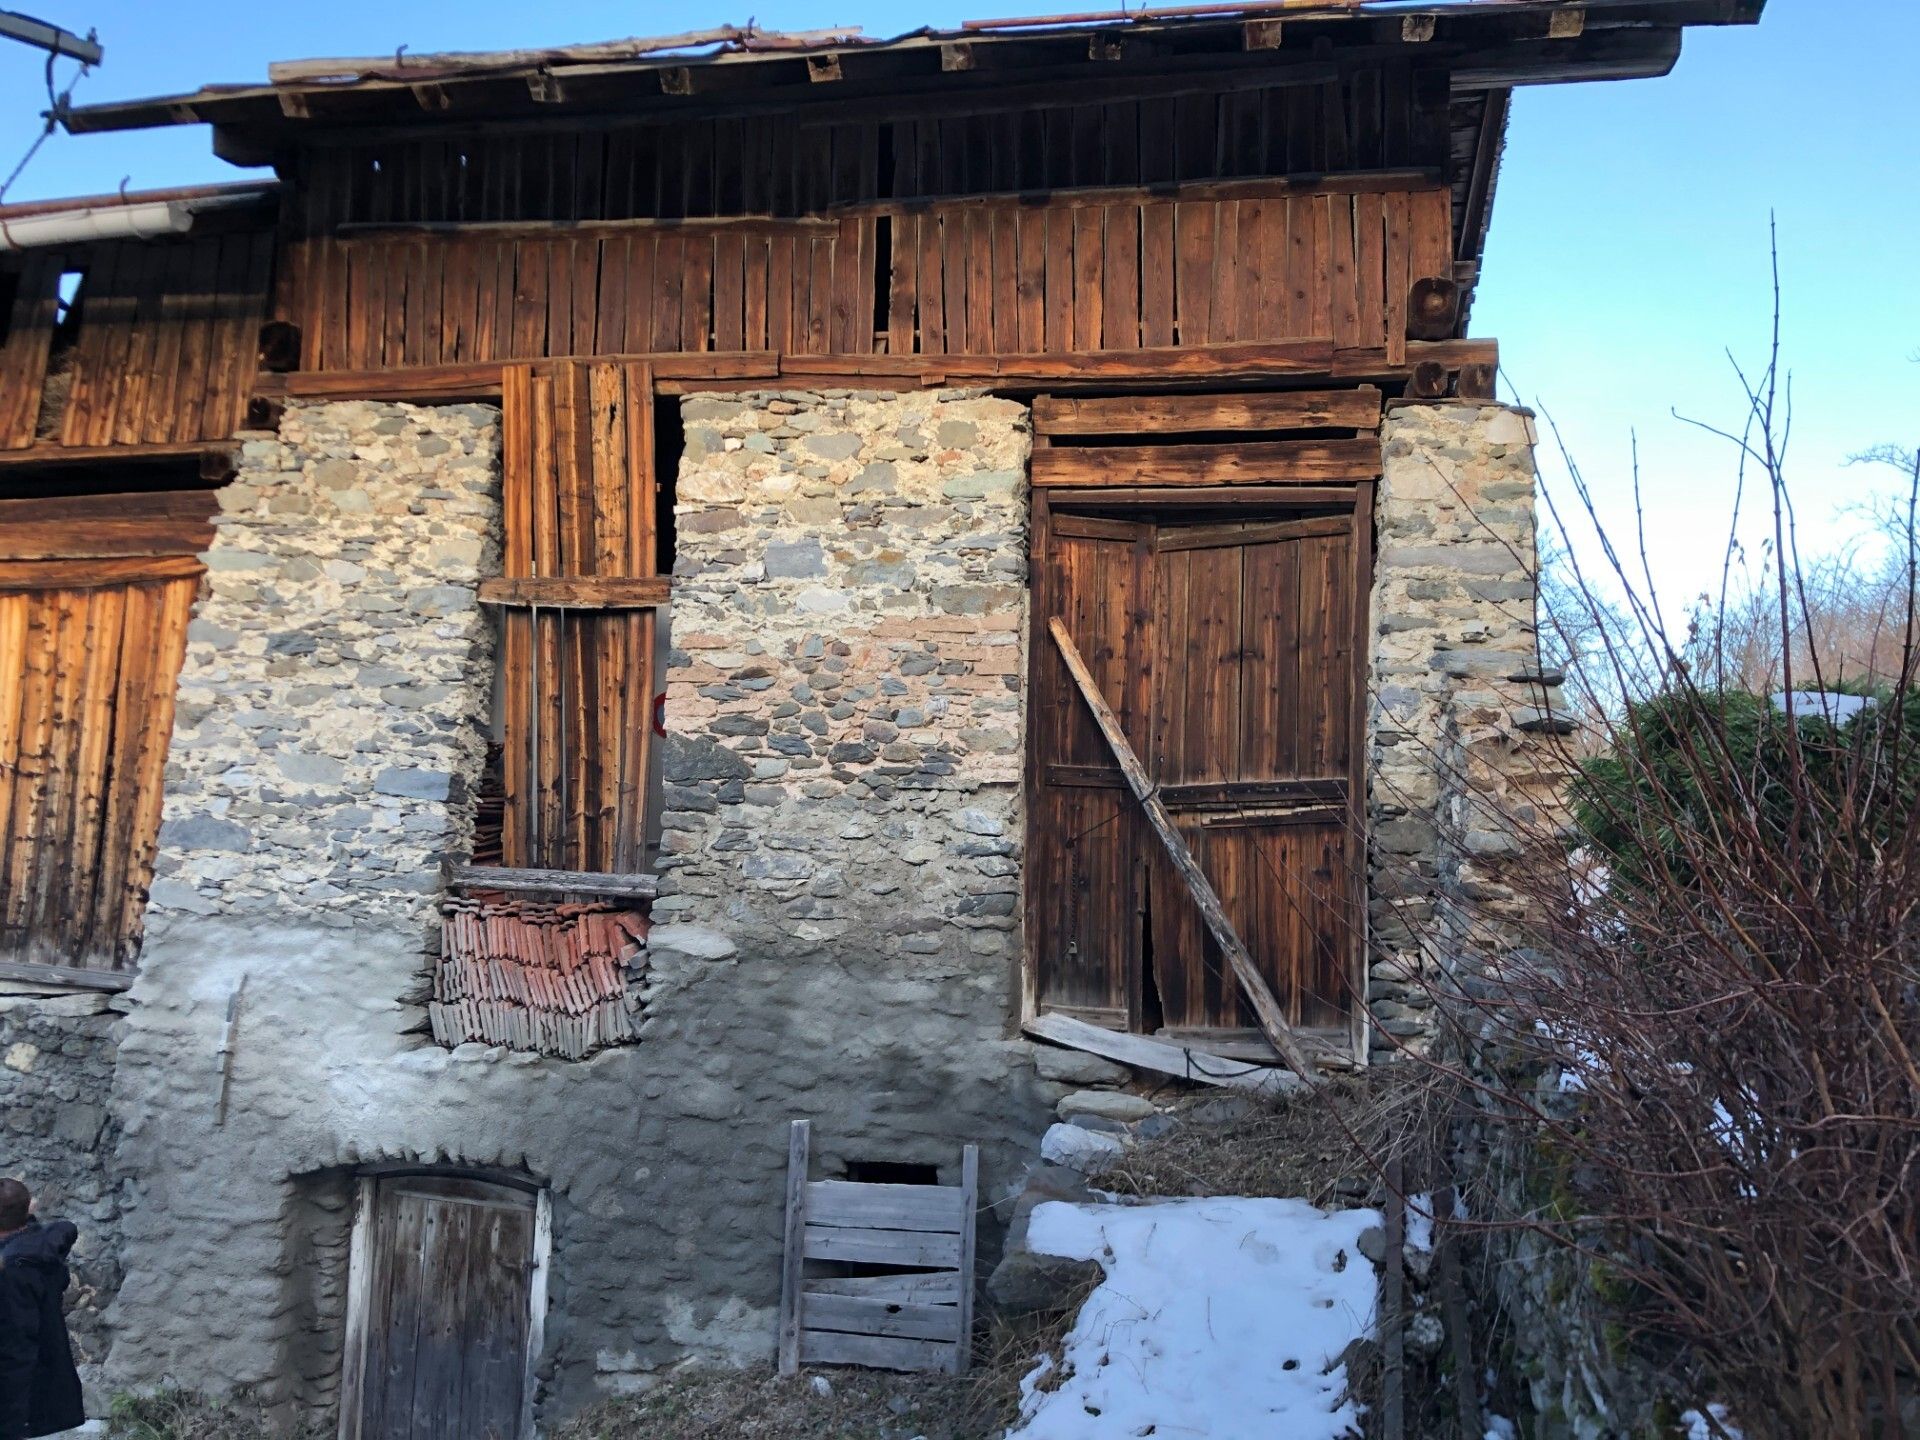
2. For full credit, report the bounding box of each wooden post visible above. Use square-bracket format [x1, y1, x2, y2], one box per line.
[777, 1119, 811, 1375]
[1382, 1156, 1406, 1440]
[953, 1144, 979, 1376]
[1048, 616, 1320, 1081]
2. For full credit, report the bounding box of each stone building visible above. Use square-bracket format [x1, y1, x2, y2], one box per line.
[0, 1, 1758, 1431]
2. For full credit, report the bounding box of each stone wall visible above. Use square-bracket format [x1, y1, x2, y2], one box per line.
[656, 387, 1029, 971]
[1366, 401, 1566, 1057]
[102, 394, 1056, 1425]
[0, 991, 125, 1404]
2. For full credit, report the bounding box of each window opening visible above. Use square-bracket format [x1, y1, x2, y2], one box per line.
[843, 1160, 941, 1187]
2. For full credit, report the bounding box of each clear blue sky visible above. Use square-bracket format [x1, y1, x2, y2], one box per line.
[5, 2, 1914, 606]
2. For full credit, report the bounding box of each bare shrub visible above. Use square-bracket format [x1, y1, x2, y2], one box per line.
[1395, 283, 1920, 1438]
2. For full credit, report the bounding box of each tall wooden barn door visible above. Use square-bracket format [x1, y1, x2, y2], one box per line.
[1029, 497, 1368, 1053]
[346, 1175, 547, 1440]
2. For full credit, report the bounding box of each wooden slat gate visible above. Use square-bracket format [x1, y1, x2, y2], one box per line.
[778, 1120, 979, 1376]
[1025, 389, 1377, 1060]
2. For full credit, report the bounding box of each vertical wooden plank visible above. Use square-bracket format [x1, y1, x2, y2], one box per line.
[1014, 210, 1047, 354]
[17, 590, 84, 948]
[652, 233, 685, 353]
[73, 585, 142, 967]
[500, 608, 532, 871]
[1355, 192, 1387, 351]
[953, 1144, 979, 1376]
[739, 233, 769, 352]
[940, 217, 968, 358]
[1172, 202, 1213, 347]
[1409, 186, 1453, 286]
[1285, 195, 1314, 339]
[917, 215, 946, 356]
[113, 576, 191, 965]
[806, 234, 834, 356]
[0, 596, 31, 937]
[103, 245, 163, 446]
[1071, 206, 1104, 351]
[542, 238, 574, 359]
[766, 233, 795, 355]
[887, 214, 918, 356]
[1235, 198, 1268, 343]
[1241, 534, 1302, 782]
[0, 591, 55, 951]
[830, 215, 865, 354]
[55, 587, 124, 962]
[625, 235, 656, 358]
[964, 210, 993, 355]
[1385, 190, 1411, 365]
[0, 254, 59, 448]
[1100, 203, 1140, 351]
[140, 243, 195, 444]
[1307, 194, 1332, 342]
[595, 235, 630, 358]
[511, 241, 548, 359]
[990, 209, 1019, 355]
[1212, 202, 1240, 344]
[1139, 203, 1175, 350]
[1328, 194, 1361, 350]
[682, 232, 715, 353]
[778, 1120, 811, 1376]
[712, 232, 747, 351]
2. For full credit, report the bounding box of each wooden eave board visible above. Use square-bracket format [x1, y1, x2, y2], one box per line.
[61, 1, 1750, 136]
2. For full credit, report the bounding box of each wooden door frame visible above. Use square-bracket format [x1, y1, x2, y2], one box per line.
[337, 1168, 553, 1440]
[1022, 482, 1375, 1066]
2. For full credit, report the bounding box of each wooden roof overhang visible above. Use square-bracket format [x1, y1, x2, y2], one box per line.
[62, 0, 1761, 293]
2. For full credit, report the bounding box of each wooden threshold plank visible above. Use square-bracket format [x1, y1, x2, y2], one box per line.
[1023, 1012, 1302, 1097]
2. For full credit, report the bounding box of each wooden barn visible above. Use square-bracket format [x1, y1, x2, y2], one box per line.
[0, 1, 1760, 1431]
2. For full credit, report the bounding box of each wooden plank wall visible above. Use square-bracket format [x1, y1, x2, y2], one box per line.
[0, 231, 274, 452]
[0, 492, 211, 980]
[288, 185, 1448, 370]
[295, 66, 1447, 226]
[496, 360, 658, 873]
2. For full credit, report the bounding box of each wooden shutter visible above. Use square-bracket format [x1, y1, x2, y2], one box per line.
[494, 360, 659, 873]
[0, 564, 197, 983]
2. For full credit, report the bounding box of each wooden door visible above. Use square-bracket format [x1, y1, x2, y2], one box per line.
[1028, 501, 1365, 1048]
[352, 1176, 540, 1440]
[1027, 509, 1156, 1028]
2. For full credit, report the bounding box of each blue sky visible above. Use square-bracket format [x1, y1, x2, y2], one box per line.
[4, 2, 1913, 606]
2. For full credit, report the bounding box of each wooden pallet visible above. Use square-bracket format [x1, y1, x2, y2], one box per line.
[777, 1120, 978, 1376]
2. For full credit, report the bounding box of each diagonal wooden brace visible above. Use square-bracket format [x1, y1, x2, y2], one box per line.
[1048, 616, 1321, 1082]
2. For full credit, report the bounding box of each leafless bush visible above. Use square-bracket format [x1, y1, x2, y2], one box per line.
[1396, 281, 1920, 1438]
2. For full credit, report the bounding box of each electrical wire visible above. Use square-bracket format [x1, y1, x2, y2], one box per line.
[0, 40, 92, 208]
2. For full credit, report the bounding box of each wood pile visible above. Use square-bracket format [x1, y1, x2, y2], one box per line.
[430, 896, 649, 1059]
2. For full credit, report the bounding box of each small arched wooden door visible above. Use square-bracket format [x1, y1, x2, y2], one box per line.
[343, 1173, 548, 1440]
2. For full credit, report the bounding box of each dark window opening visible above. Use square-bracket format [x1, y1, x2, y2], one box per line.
[0, 267, 18, 348]
[843, 1160, 941, 1187]
[652, 392, 681, 578]
[37, 268, 87, 442]
[872, 214, 894, 351]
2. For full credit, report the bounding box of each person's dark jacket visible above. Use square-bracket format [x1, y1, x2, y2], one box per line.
[0, 1218, 85, 1440]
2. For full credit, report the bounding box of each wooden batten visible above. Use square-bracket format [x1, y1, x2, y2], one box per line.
[1032, 438, 1381, 487]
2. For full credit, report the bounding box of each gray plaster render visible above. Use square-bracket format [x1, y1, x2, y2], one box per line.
[102, 396, 1056, 1427]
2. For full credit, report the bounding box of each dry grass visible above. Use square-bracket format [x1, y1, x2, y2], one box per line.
[1103, 1063, 1456, 1209]
[554, 1297, 1093, 1440]
[105, 1389, 322, 1440]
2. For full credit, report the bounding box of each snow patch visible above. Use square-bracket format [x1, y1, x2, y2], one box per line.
[1682, 1404, 1742, 1440]
[1009, 1197, 1380, 1440]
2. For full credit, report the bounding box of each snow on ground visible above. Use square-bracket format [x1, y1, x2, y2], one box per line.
[1682, 1405, 1742, 1439]
[1008, 1196, 1380, 1440]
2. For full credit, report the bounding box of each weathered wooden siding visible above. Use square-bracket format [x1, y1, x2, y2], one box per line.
[287, 183, 1448, 370]
[493, 360, 660, 873]
[292, 66, 1447, 226]
[0, 231, 274, 452]
[0, 492, 209, 982]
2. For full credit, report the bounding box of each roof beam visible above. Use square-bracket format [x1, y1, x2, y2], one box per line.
[0, 11, 101, 65]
